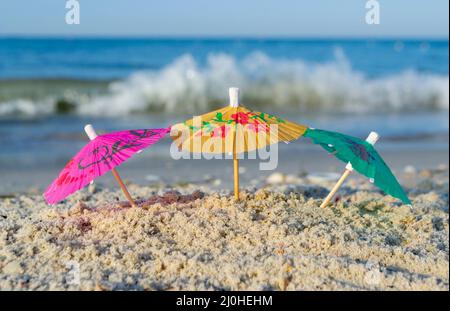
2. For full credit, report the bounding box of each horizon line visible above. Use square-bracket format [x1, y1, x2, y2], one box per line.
[0, 34, 448, 41]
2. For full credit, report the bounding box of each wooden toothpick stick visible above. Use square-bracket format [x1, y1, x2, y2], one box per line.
[320, 131, 379, 208]
[233, 153, 239, 201]
[110, 168, 137, 208]
[84, 124, 137, 208]
[229, 87, 240, 201]
[320, 169, 351, 208]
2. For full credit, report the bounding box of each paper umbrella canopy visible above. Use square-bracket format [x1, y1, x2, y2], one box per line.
[171, 105, 307, 154]
[171, 88, 308, 200]
[44, 128, 169, 204]
[304, 128, 411, 205]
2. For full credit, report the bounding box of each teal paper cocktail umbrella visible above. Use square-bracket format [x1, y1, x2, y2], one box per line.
[304, 128, 411, 207]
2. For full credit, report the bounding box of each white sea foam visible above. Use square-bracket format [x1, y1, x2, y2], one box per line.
[0, 98, 54, 117]
[0, 52, 448, 117]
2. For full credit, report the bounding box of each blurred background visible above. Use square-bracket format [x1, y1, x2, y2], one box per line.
[0, 0, 448, 194]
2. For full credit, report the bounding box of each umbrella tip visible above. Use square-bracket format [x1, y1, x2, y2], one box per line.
[366, 131, 379, 145]
[84, 124, 98, 140]
[229, 87, 240, 107]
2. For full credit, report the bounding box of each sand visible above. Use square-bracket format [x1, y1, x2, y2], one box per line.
[0, 165, 448, 291]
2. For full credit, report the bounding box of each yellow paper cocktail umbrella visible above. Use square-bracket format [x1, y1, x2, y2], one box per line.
[171, 88, 308, 200]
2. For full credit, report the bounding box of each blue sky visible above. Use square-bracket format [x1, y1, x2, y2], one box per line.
[0, 0, 448, 37]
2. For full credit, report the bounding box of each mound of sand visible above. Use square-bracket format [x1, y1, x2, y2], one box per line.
[0, 167, 448, 290]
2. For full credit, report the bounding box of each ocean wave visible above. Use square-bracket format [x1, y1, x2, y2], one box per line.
[0, 51, 448, 117]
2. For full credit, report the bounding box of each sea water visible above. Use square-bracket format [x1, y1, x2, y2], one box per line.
[0, 37, 448, 186]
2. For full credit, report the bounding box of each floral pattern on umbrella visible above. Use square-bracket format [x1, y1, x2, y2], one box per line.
[171, 106, 307, 154]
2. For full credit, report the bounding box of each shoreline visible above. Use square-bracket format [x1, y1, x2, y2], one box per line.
[1, 143, 448, 196]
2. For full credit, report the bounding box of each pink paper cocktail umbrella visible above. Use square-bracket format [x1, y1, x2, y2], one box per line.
[44, 124, 169, 207]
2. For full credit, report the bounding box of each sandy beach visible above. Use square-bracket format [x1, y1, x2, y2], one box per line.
[0, 162, 448, 290]
[0, 36, 448, 292]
